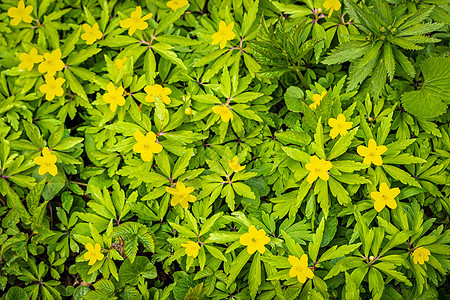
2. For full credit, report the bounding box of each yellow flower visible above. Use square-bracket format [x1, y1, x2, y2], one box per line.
[239, 225, 271, 254]
[144, 84, 172, 104]
[357, 138, 387, 166]
[7, 0, 33, 26]
[133, 130, 163, 162]
[328, 114, 353, 139]
[81, 23, 103, 45]
[19, 48, 43, 71]
[212, 105, 233, 122]
[305, 155, 333, 184]
[227, 156, 245, 172]
[181, 241, 200, 258]
[371, 182, 400, 212]
[33, 147, 57, 176]
[83, 243, 104, 265]
[39, 75, 65, 101]
[38, 49, 65, 77]
[288, 254, 314, 283]
[323, 0, 342, 18]
[166, 182, 196, 209]
[119, 6, 153, 36]
[114, 56, 128, 70]
[167, 0, 189, 10]
[309, 91, 327, 110]
[211, 21, 236, 49]
[103, 82, 125, 112]
[412, 247, 430, 265]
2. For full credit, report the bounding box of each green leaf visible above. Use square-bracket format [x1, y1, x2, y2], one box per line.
[308, 218, 325, 262]
[61, 26, 82, 58]
[205, 245, 227, 262]
[26, 179, 46, 213]
[42, 171, 66, 200]
[152, 43, 187, 70]
[67, 46, 102, 66]
[402, 57, 449, 118]
[199, 212, 223, 237]
[248, 252, 261, 300]
[281, 230, 304, 258]
[64, 68, 89, 102]
[328, 127, 358, 160]
[383, 43, 395, 81]
[227, 249, 251, 287]
[319, 243, 362, 262]
[112, 222, 155, 263]
[382, 165, 420, 187]
[374, 262, 411, 285]
[275, 131, 311, 147]
[53, 137, 84, 151]
[282, 146, 310, 163]
[118, 256, 157, 285]
[6, 287, 28, 300]
[284, 86, 304, 112]
[172, 148, 193, 179]
[23, 120, 44, 148]
[322, 41, 370, 65]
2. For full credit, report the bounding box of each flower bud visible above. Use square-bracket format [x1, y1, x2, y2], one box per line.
[369, 256, 375, 262]
[185, 107, 192, 115]
[380, 27, 386, 32]
[317, 8, 323, 13]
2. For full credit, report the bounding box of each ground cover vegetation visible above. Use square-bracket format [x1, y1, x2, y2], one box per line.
[0, 0, 449, 299]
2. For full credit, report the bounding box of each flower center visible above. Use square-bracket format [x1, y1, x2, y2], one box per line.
[295, 266, 304, 273]
[251, 237, 257, 243]
[369, 151, 376, 157]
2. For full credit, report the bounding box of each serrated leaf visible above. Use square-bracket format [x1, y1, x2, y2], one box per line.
[402, 57, 449, 118]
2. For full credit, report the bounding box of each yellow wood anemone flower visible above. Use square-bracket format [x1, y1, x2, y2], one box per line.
[412, 247, 430, 265]
[371, 182, 400, 212]
[81, 23, 103, 45]
[305, 155, 333, 184]
[114, 56, 128, 70]
[119, 6, 153, 36]
[38, 49, 65, 77]
[103, 82, 125, 112]
[166, 182, 196, 208]
[227, 156, 245, 172]
[7, 0, 33, 26]
[212, 105, 233, 122]
[144, 84, 172, 104]
[167, 0, 189, 10]
[181, 241, 200, 258]
[328, 114, 353, 139]
[239, 225, 271, 254]
[323, 0, 342, 18]
[132, 130, 163, 162]
[357, 138, 387, 166]
[211, 21, 236, 49]
[83, 243, 104, 265]
[309, 91, 327, 110]
[33, 147, 57, 176]
[39, 75, 65, 101]
[288, 254, 315, 283]
[19, 48, 43, 71]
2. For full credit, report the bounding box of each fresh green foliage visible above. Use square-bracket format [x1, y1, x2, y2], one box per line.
[0, 0, 449, 299]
